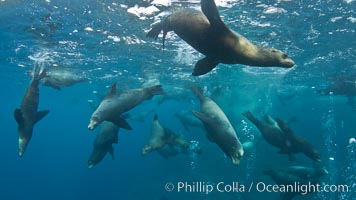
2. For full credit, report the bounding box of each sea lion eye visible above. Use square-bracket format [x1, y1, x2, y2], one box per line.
[271, 49, 277, 53]
[282, 54, 288, 59]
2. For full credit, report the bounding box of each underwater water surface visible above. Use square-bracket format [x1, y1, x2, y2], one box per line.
[0, 0, 355, 200]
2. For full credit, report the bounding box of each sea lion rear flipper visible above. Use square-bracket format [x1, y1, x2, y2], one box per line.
[113, 117, 132, 130]
[193, 57, 219, 76]
[35, 110, 50, 123]
[201, 0, 228, 31]
[14, 109, 24, 126]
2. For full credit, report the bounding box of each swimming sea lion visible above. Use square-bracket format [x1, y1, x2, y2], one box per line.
[264, 165, 328, 200]
[190, 84, 244, 165]
[88, 121, 119, 168]
[142, 114, 171, 155]
[88, 83, 164, 130]
[14, 64, 50, 157]
[147, 0, 295, 76]
[242, 111, 290, 152]
[41, 68, 89, 90]
[243, 111, 321, 162]
[174, 110, 204, 131]
[142, 114, 188, 155]
[275, 119, 322, 162]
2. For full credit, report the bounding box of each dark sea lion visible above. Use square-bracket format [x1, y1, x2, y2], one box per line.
[41, 68, 89, 90]
[88, 121, 119, 168]
[88, 83, 164, 130]
[14, 64, 50, 157]
[147, 0, 295, 76]
[275, 119, 322, 162]
[242, 111, 290, 152]
[264, 165, 328, 200]
[243, 111, 321, 162]
[190, 84, 244, 165]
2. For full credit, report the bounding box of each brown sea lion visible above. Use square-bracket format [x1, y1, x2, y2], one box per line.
[147, 0, 295, 76]
[14, 64, 49, 157]
[243, 111, 321, 162]
[88, 83, 164, 130]
[142, 114, 188, 155]
[190, 84, 244, 165]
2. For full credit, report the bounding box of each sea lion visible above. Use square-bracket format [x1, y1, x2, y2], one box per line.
[264, 165, 328, 200]
[174, 110, 204, 131]
[41, 68, 89, 90]
[142, 114, 189, 155]
[190, 84, 244, 165]
[242, 111, 321, 162]
[146, 0, 295, 76]
[275, 119, 322, 162]
[318, 77, 356, 109]
[142, 114, 166, 155]
[14, 64, 50, 157]
[88, 121, 119, 168]
[88, 83, 164, 130]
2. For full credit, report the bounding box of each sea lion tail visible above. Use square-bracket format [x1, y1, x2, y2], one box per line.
[189, 84, 205, 101]
[146, 21, 168, 49]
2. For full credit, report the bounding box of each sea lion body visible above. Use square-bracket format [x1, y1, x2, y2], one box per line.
[88, 83, 164, 130]
[42, 68, 89, 90]
[243, 111, 321, 162]
[242, 111, 290, 151]
[147, 0, 295, 76]
[275, 119, 321, 162]
[264, 165, 328, 200]
[142, 115, 189, 155]
[14, 65, 49, 157]
[88, 121, 119, 168]
[190, 85, 244, 165]
[142, 114, 166, 155]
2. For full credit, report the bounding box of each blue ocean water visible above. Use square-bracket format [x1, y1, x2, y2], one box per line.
[0, 0, 355, 200]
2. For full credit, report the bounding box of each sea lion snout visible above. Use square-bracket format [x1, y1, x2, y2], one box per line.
[231, 148, 244, 166]
[141, 145, 152, 155]
[88, 119, 99, 130]
[281, 57, 295, 68]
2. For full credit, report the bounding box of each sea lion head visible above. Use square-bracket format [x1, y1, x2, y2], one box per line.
[269, 48, 295, 68]
[18, 137, 29, 157]
[255, 47, 295, 68]
[88, 116, 100, 130]
[141, 145, 153, 155]
[305, 148, 322, 162]
[230, 147, 244, 166]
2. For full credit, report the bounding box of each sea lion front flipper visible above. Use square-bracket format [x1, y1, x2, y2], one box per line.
[104, 83, 117, 99]
[14, 109, 24, 126]
[109, 146, 115, 160]
[191, 110, 210, 123]
[192, 57, 219, 76]
[113, 117, 132, 130]
[201, 0, 227, 31]
[35, 110, 50, 123]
